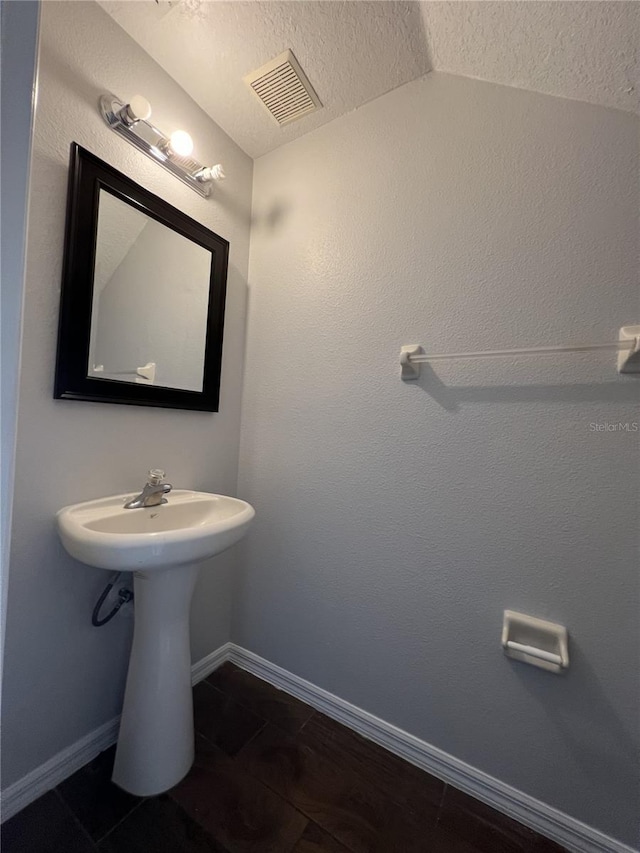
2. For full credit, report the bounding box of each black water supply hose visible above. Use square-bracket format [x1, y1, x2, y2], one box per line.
[92, 571, 134, 627]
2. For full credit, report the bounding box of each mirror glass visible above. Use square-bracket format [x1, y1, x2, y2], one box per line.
[88, 190, 212, 393]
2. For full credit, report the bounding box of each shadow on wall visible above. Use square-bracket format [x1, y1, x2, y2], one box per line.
[251, 199, 291, 234]
[408, 365, 640, 412]
[508, 646, 639, 787]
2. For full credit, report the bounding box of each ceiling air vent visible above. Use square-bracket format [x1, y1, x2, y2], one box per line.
[244, 50, 322, 127]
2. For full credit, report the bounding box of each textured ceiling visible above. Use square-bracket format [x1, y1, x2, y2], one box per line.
[98, 0, 639, 159]
[421, 1, 639, 116]
[97, 0, 431, 158]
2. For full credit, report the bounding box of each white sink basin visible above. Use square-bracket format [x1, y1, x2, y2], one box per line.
[57, 490, 255, 571]
[55, 488, 254, 798]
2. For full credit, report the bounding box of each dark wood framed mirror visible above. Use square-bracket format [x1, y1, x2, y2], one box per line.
[54, 143, 229, 411]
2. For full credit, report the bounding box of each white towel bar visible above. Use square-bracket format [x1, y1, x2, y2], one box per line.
[400, 325, 640, 379]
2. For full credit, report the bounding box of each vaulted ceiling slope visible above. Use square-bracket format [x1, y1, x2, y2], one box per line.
[421, 2, 639, 118]
[99, 0, 639, 159]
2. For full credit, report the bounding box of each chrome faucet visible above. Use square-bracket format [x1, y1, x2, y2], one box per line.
[124, 469, 172, 509]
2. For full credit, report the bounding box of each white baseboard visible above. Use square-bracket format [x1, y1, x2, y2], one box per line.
[227, 645, 638, 853]
[191, 641, 232, 685]
[0, 715, 120, 823]
[0, 643, 231, 823]
[2, 642, 636, 853]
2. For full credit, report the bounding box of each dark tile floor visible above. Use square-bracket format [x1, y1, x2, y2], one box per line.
[2, 663, 567, 853]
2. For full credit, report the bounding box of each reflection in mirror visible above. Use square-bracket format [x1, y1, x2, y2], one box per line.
[88, 190, 212, 393]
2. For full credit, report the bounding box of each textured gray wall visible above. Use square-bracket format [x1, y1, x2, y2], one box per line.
[0, 0, 39, 691]
[1, 0, 252, 788]
[237, 73, 640, 846]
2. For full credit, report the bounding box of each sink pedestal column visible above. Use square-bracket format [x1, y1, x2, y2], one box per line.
[112, 562, 200, 796]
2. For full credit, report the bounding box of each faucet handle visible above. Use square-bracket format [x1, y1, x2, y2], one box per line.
[147, 469, 166, 485]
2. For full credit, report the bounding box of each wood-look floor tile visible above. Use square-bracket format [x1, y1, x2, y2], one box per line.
[193, 681, 265, 755]
[438, 786, 568, 852]
[1, 791, 97, 853]
[169, 734, 308, 853]
[237, 723, 349, 823]
[206, 663, 314, 734]
[299, 712, 444, 819]
[57, 746, 140, 841]
[237, 724, 442, 853]
[98, 795, 229, 853]
[292, 822, 351, 852]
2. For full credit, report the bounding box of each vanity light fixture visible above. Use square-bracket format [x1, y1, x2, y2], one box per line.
[99, 93, 225, 198]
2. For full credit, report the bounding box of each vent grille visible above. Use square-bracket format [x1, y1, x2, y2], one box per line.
[244, 50, 322, 127]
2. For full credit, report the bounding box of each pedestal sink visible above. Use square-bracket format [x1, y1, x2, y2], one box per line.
[56, 490, 254, 796]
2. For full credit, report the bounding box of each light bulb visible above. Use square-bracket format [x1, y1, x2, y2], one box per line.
[126, 95, 152, 123]
[195, 164, 225, 182]
[169, 130, 194, 157]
